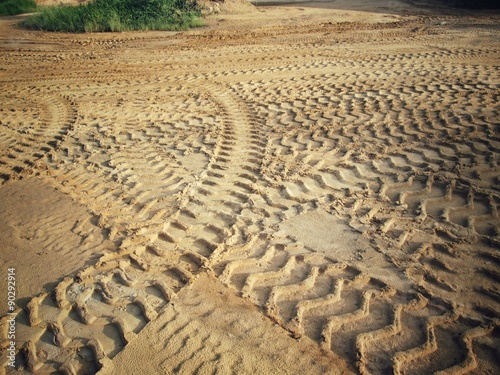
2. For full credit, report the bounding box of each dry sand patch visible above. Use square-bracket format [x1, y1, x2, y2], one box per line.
[0, 1, 499, 374]
[0, 178, 110, 317]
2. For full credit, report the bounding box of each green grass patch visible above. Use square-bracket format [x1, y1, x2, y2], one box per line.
[0, 0, 37, 16]
[21, 0, 203, 32]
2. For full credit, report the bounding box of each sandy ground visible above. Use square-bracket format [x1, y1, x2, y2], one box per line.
[0, 0, 499, 374]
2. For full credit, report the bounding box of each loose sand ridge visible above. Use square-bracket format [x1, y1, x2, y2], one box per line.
[0, 1, 499, 374]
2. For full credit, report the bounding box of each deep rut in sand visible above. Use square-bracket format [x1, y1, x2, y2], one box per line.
[1, 9, 499, 375]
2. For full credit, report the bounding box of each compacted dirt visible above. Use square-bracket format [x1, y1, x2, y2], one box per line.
[0, 1, 499, 374]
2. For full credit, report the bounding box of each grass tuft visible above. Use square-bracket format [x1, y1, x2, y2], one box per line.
[21, 0, 202, 32]
[0, 0, 37, 16]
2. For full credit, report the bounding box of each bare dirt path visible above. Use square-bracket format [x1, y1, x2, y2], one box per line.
[0, 1, 499, 374]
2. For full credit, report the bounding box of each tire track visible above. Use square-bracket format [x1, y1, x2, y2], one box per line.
[0, 92, 77, 184]
[1, 11, 499, 375]
[0, 81, 271, 373]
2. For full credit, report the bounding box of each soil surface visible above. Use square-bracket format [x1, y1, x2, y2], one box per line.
[0, 1, 499, 374]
